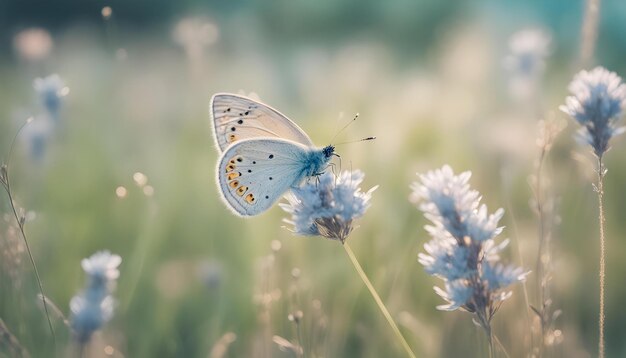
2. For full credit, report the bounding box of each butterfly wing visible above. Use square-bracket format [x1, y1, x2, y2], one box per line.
[210, 93, 314, 152]
[216, 138, 311, 216]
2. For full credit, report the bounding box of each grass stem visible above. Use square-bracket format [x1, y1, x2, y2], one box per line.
[343, 242, 416, 358]
[1, 119, 56, 346]
[535, 147, 548, 357]
[596, 157, 606, 358]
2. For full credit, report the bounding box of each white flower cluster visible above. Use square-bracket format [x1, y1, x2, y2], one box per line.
[411, 165, 527, 313]
[281, 170, 376, 243]
[70, 251, 122, 343]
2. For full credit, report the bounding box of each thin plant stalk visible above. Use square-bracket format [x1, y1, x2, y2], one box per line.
[534, 146, 548, 357]
[531, 118, 565, 357]
[295, 320, 304, 358]
[38, 294, 71, 328]
[290, 274, 305, 358]
[475, 310, 494, 358]
[579, 0, 602, 67]
[343, 242, 416, 358]
[1, 120, 56, 345]
[494, 334, 512, 358]
[0, 318, 30, 358]
[501, 177, 533, 353]
[596, 157, 606, 358]
[79, 342, 86, 358]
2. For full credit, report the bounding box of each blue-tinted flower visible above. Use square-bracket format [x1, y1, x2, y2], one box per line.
[434, 280, 473, 311]
[20, 116, 53, 161]
[504, 29, 551, 82]
[465, 205, 505, 242]
[280, 170, 377, 243]
[70, 251, 121, 343]
[411, 165, 526, 327]
[81, 251, 121, 301]
[482, 262, 528, 292]
[33, 74, 68, 121]
[70, 295, 115, 343]
[410, 165, 502, 241]
[503, 29, 551, 101]
[560, 67, 626, 158]
[418, 235, 471, 280]
[410, 166, 477, 240]
[82, 251, 122, 284]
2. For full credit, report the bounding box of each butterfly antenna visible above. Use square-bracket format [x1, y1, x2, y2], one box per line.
[330, 113, 359, 145]
[334, 136, 376, 146]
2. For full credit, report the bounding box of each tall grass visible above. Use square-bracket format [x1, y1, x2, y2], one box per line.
[3, 2, 626, 356]
[1, 119, 56, 345]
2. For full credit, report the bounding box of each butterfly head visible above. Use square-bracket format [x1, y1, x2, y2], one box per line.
[322, 145, 336, 158]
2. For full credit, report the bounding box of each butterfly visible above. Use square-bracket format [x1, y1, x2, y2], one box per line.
[210, 93, 336, 216]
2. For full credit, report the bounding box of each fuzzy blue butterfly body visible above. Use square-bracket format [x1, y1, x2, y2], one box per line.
[210, 93, 335, 216]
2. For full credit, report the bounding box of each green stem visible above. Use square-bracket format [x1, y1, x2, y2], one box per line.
[494, 333, 511, 358]
[1, 119, 56, 346]
[535, 147, 547, 357]
[597, 157, 606, 358]
[343, 243, 416, 358]
[477, 313, 494, 358]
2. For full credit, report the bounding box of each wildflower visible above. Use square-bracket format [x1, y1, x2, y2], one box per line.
[560, 67, 626, 158]
[33, 74, 68, 121]
[411, 165, 527, 347]
[81, 251, 122, 299]
[19, 116, 52, 161]
[70, 295, 115, 343]
[70, 251, 121, 343]
[433, 280, 474, 311]
[562, 67, 626, 358]
[504, 29, 551, 99]
[504, 29, 551, 78]
[282, 170, 414, 355]
[280, 170, 377, 243]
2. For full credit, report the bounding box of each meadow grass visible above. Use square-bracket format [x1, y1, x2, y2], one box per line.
[2, 1, 626, 356]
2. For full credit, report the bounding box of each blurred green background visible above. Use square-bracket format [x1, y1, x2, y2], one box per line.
[2, 0, 626, 357]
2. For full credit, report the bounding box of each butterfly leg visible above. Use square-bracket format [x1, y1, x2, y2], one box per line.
[332, 154, 342, 173]
[327, 162, 337, 177]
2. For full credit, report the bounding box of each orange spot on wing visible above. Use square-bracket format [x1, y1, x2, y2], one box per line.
[236, 186, 248, 196]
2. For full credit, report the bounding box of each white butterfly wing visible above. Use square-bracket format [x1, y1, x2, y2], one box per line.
[216, 138, 311, 216]
[210, 93, 314, 152]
